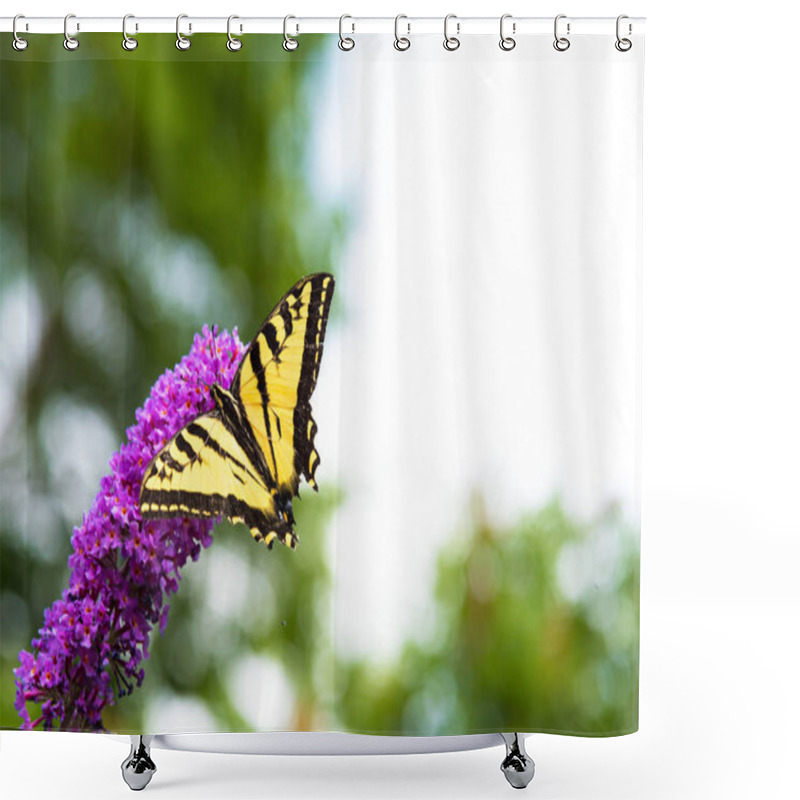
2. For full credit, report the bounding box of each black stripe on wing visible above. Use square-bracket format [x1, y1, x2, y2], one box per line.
[140, 488, 293, 548]
[250, 335, 281, 486]
[293, 275, 334, 485]
[229, 273, 335, 397]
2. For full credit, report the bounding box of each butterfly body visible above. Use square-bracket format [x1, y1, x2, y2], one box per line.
[139, 273, 335, 550]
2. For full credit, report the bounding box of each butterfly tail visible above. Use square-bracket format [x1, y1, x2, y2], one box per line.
[249, 526, 298, 550]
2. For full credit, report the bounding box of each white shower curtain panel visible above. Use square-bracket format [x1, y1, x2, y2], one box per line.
[2, 28, 642, 740]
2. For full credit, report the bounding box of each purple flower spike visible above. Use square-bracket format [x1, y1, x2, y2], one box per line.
[14, 325, 246, 731]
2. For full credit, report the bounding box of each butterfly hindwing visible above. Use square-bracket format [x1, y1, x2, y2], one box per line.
[232, 273, 335, 497]
[139, 412, 293, 549]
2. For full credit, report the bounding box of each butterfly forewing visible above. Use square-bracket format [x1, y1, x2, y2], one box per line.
[234, 273, 334, 496]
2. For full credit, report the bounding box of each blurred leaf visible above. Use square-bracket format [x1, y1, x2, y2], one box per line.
[334, 498, 639, 735]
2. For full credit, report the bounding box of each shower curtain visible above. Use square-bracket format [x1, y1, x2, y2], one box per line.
[0, 28, 642, 738]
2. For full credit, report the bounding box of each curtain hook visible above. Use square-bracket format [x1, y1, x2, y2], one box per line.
[615, 14, 632, 52]
[12, 14, 29, 51]
[176, 14, 191, 50]
[283, 15, 299, 51]
[63, 13, 79, 51]
[443, 14, 460, 51]
[122, 14, 138, 51]
[338, 14, 355, 51]
[394, 14, 410, 51]
[553, 14, 570, 52]
[499, 14, 515, 51]
[227, 15, 243, 51]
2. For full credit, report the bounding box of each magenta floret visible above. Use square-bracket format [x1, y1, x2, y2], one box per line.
[14, 325, 245, 731]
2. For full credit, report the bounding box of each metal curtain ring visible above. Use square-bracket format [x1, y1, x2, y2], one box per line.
[394, 14, 410, 51]
[63, 13, 79, 51]
[122, 14, 138, 51]
[615, 14, 632, 51]
[553, 14, 570, 51]
[176, 14, 191, 50]
[12, 14, 28, 51]
[499, 14, 515, 51]
[338, 14, 355, 51]
[283, 15, 299, 51]
[227, 15, 243, 51]
[443, 14, 460, 51]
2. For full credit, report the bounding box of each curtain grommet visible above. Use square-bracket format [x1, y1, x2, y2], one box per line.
[553, 15, 571, 52]
[12, 14, 29, 51]
[443, 14, 460, 51]
[499, 14, 516, 51]
[283, 15, 299, 51]
[122, 14, 138, 51]
[63, 13, 79, 51]
[338, 14, 355, 51]
[615, 15, 632, 51]
[175, 14, 191, 50]
[394, 15, 411, 51]
[227, 15, 243, 52]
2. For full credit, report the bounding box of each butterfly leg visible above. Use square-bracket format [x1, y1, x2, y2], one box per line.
[121, 735, 157, 791]
[500, 733, 535, 789]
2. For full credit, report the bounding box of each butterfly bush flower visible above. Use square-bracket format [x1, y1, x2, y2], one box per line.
[14, 325, 246, 731]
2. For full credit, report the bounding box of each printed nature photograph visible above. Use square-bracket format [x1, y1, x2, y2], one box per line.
[1, 34, 639, 737]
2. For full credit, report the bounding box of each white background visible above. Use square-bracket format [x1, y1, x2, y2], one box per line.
[2, 2, 798, 799]
[318, 32, 643, 665]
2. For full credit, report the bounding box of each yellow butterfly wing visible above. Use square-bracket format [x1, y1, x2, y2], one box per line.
[231, 273, 335, 499]
[139, 272, 334, 550]
[139, 412, 293, 549]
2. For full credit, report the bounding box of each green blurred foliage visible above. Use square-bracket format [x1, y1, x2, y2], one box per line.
[335, 498, 639, 736]
[0, 34, 343, 730]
